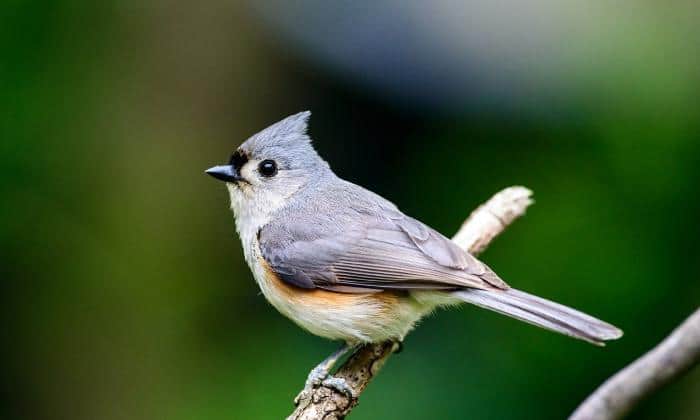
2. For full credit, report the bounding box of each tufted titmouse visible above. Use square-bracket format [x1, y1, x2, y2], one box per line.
[206, 111, 622, 395]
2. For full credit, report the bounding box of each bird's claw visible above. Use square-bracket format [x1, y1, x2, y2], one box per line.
[294, 370, 356, 405]
[294, 366, 329, 405]
[294, 344, 358, 405]
[321, 376, 356, 399]
[294, 387, 312, 406]
[305, 365, 329, 387]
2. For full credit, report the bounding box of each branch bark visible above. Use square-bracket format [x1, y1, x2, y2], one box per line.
[570, 307, 700, 420]
[288, 186, 535, 420]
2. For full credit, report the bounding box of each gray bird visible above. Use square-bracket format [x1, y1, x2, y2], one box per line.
[206, 111, 622, 397]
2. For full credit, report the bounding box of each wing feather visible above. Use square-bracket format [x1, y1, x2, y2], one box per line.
[259, 208, 508, 293]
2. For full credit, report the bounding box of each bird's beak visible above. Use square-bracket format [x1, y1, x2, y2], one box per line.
[205, 165, 243, 183]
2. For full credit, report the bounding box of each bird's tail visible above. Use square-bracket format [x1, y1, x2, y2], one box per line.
[452, 288, 623, 345]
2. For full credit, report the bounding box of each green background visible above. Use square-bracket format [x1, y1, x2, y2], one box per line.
[2, 2, 698, 419]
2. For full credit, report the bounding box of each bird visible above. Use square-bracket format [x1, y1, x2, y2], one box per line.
[206, 111, 622, 398]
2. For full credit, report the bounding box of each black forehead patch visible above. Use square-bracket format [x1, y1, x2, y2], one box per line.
[229, 150, 249, 171]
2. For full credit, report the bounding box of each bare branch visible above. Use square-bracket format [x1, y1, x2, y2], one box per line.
[570, 308, 700, 420]
[288, 186, 534, 420]
[452, 186, 534, 252]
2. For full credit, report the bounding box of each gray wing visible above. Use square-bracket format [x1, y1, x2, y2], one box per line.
[259, 204, 508, 293]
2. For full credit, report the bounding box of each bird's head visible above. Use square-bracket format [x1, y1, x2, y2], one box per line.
[206, 111, 329, 220]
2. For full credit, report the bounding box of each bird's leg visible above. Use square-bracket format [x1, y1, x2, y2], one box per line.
[305, 344, 352, 386]
[294, 343, 358, 404]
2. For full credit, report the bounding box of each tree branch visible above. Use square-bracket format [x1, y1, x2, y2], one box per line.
[288, 186, 534, 420]
[570, 307, 700, 420]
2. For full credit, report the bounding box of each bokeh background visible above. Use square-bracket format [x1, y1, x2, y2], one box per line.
[2, 2, 699, 419]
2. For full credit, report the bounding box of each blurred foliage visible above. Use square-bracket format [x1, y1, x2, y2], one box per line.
[1, 2, 699, 420]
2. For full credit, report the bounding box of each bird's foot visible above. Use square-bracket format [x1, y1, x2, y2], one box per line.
[294, 365, 329, 405]
[321, 376, 356, 399]
[294, 343, 357, 405]
[306, 364, 329, 387]
[294, 369, 356, 404]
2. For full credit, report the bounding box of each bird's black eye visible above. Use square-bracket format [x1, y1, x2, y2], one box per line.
[258, 159, 278, 177]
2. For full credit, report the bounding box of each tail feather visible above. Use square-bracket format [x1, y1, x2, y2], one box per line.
[453, 288, 623, 346]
